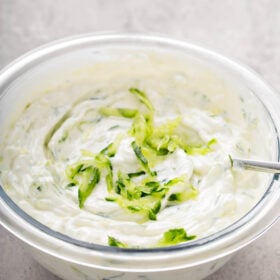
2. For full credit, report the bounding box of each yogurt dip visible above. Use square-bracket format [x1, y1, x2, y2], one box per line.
[0, 50, 274, 248]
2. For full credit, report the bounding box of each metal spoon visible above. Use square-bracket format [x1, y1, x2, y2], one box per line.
[232, 158, 280, 173]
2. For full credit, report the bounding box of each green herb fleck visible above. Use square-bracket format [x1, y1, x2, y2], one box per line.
[127, 171, 146, 178]
[105, 197, 117, 202]
[158, 228, 196, 246]
[66, 182, 76, 188]
[108, 236, 127, 248]
[58, 132, 68, 143]
[108, 125, 120, 131]
[24, 103, 31, 110]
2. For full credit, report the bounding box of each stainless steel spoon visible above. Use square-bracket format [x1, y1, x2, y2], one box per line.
[232, 158, 280, 173]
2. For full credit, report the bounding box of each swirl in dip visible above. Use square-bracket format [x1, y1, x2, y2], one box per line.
[0, 50, 274, 248]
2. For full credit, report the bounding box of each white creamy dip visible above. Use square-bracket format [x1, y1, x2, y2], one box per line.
[0, 50, 274, 247]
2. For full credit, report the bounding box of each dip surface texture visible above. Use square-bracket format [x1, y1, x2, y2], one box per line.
[0, 51, 274, 247]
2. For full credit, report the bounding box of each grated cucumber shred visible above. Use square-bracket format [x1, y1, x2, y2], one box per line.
[108, 227, 196, 248]
[158, 228, 196, 246]
[65, 87, 217, 233]
[99, 107, 138, 118]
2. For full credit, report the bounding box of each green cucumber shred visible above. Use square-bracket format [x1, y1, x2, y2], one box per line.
[108, 227, 196, 248]
[158, 228, 196, 246]
[65, 87, 216, 229]
[99, 107, 138, 118]
[108, 236, 127, 248]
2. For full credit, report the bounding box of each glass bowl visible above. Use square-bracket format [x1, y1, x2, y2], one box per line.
[0, 33, 280, 280]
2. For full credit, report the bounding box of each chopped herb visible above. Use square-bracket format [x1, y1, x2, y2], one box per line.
[108, 236, 127, 248]
[158, 228, 196, 246]
[36, 186, 42, 191]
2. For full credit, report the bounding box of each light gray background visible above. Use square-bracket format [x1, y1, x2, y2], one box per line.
[0, 1, 280, 279]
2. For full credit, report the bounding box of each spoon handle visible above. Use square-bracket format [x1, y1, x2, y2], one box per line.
[233, 158, 280, 173]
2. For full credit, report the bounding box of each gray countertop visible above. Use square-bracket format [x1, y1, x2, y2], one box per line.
[0, 1, 280, 279]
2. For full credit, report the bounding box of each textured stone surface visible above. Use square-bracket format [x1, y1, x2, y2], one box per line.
[0, 1, 279, 279]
